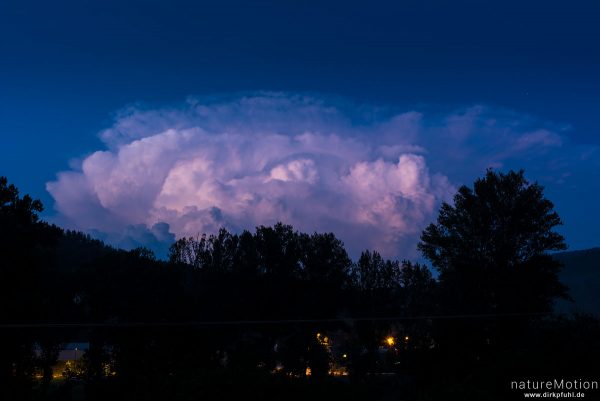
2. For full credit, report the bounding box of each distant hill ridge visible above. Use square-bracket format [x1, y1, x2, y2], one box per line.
[554, 247, 600, 316]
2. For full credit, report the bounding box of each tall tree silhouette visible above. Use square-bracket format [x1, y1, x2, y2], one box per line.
[0, 177, 62, 397]
[418, 169, 568, 315]
[0, 176, 63, 321]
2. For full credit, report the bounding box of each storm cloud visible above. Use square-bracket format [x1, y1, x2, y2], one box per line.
[47, 93, 571, 258]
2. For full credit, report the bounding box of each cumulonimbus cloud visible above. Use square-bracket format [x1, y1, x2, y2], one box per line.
[47, 93, 570, 258]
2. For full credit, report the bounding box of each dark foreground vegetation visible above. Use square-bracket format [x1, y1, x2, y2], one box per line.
[1, 171, 599, 401]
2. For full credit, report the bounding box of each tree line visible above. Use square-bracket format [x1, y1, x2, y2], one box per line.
[0, 171, 598, 400]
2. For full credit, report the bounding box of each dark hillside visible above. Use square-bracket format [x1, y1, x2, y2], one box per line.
[555, 247, 600, 316]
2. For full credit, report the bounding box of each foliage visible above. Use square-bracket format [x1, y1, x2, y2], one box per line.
[419, 169, 568, 314]
[0, 172, 597, 400]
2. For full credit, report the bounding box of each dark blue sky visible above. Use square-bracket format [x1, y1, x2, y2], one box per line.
[1, 0, 599, 254]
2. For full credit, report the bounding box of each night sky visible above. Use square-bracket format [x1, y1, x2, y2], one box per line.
[1, 0, 599, 258]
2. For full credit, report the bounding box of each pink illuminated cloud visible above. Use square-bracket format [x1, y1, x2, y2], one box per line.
[47, 93, 567, 258]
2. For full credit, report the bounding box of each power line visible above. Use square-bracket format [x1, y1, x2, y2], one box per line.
[0, 312, 551, 328]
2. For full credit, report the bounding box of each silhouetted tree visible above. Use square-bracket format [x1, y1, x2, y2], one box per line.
[255, 223, 302, 277]
[416, 170, 573, 399]
[0, 176, 52, 321]
[353, 250, 402, 291]
[300, 232, 351, 286]
[398, 260, 437, 316]
[418, 169, 568, 315]
[0, 177, 61, 398]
